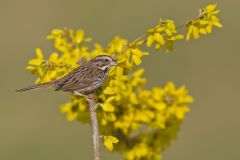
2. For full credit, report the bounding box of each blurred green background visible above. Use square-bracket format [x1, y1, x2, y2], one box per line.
[1, 0, 239, 160]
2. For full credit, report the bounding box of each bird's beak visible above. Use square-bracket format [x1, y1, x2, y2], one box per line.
[111, 59, 118, 66]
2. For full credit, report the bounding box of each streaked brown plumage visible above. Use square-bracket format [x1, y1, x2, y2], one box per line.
[16, 55, 117, 95]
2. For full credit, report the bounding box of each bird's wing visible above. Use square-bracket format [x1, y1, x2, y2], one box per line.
[55, 64, 101, 92]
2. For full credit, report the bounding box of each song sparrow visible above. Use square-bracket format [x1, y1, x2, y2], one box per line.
[17, 55, 117, 95]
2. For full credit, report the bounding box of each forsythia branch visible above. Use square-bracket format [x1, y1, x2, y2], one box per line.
[86, 94, 100, 160]
[115, 3, 222, 57]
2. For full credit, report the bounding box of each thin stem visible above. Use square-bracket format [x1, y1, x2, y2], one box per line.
[176, 23, 188, 30]
[86, 94, 100, 160]
[132, 32, 147, 44]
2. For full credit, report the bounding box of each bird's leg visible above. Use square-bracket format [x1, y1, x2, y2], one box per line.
[86, 94, 98, 111]
[73, 92, 99, 111]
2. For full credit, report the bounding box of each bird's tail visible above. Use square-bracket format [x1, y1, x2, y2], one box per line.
[16, 81, 54, 92]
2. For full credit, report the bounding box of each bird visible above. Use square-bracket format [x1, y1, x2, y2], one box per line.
[16, 55, 118, 95]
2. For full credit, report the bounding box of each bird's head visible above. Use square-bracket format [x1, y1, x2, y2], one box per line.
[91, 55, 117, 70]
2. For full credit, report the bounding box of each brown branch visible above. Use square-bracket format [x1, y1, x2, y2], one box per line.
[86, 94, 100, 160]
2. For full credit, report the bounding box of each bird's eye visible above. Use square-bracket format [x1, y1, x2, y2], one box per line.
[104, 59, 108, 63]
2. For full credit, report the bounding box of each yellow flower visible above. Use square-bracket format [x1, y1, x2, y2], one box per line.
[103, 136, 119, 151]
[187, 4, 222, 40]
[126, 143, 148, 160]
[102, 102, 115, 112]
[146, 19, 183, 52]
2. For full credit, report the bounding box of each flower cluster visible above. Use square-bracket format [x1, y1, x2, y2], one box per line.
[146, 19, 184, 52]
[186, 4, 222, 40]
[24, 4, 221, 160]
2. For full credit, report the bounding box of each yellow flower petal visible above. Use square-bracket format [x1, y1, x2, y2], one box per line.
[28, 59, 42, 66]
[212, 22, 223, 28]
[25, 66, 36, 71]
[192, 26, 199, 39]
[36, 48, 43, 59]
[146, 35, 154, 47]
[133, 69, 144, 77]
[103, 87, 115, 95]
[199, 28, 207, 35]
[205, 24, 213, 33]
[102, 102, 115, 112]
[153, 33, 165, 45]
[132, 54, 142, 65]
[206, 4, 217, 12]
[103, 136, 119, 151]
[187, 25, 193, 41]
[75, 29, 84, 44]
[49, 52, 58, 62]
